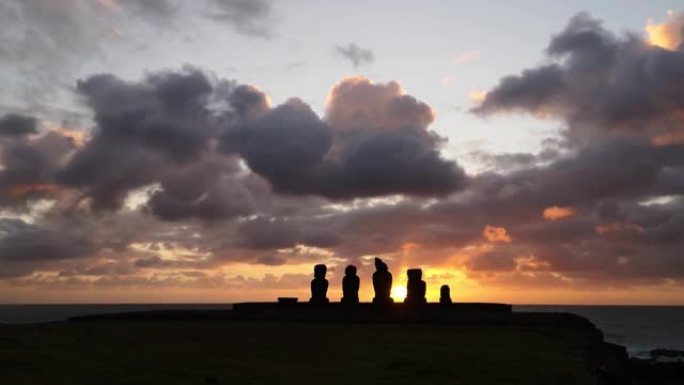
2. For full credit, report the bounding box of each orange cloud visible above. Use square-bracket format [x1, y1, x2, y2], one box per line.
[324, 77, 435, 132]
[542, 206, 576, 221]
[652, 131, 684, 146]
[469, 90, 488, 104]
[7, 183, 59, 197]
[483, 225, 512, 243]
[595, 222, 645, 235]
[646, 11, 684, 51]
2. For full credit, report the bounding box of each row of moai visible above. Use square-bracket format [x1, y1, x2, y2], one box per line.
[310, 257, 453, 305]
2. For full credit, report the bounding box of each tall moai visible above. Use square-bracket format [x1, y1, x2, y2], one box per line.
[341, 265, 360, 304]
[372, 258, 393, 304]
[310, 264, 329, 304]
[440, 284, 452, 305]
[404, 268, 426, 305]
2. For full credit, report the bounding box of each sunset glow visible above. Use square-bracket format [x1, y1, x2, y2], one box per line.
[646, 11, 684, 51]
[1, 2, 683, 306]
[391, 286, 407, 302]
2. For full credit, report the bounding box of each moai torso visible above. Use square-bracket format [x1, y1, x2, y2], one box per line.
[405, 268, 426, 305]
[372, 258, 393, 304]
[310, 264, 329, 304]
[342, 265, 360, 304]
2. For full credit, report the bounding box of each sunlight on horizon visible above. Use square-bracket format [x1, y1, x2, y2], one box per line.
[391, 286, 407, 302]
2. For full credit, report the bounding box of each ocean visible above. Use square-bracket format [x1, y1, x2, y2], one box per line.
[1, 304, 682, 358]
[516, 305, 684, 358]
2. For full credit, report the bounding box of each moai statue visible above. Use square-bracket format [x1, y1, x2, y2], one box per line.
[440, 284, 452, 305]
[372, 258, 393, 304]
[310, 264, 329, 304]
[341, 265, 360, 304]
[404, 268, 427, 305]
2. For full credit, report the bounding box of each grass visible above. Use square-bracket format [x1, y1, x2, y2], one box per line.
[0, 321, 595, 385]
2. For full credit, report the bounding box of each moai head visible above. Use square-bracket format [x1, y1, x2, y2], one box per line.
[374, 257, 388, 272]
[440, 284, 450, 297]
[407, 268, 423, 281]
[345, 265, 357, 276]
[314, 264, 327, 279]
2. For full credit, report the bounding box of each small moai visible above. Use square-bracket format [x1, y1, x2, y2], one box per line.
[404, 268, 427, 305]
[309, 264, 329, 304]
[439, 284, 452, 305]
[372, 258, 393, 304]
[341, 265, 360, 304]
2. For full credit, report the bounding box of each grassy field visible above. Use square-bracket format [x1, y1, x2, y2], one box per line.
[0, 321, 595, 385]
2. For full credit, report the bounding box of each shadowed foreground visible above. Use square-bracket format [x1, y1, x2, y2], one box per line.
[0, 321, 595, 385]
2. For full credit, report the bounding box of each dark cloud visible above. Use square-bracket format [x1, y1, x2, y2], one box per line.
[0, 219, 95, 262]
[335, 43, 375, 68]
[119, 0, 178, 23]
[207, 0, 274, 38]
[466, 250, 518, 272]
[224, 78, 467, 199]
[236, 216, 341, 250]
[57, 68, 217, 210]
[473, 12, 684, 145]
[0, 113, 38, 137]
[146, 157, 257, 221]
[0, 130, 76, 207]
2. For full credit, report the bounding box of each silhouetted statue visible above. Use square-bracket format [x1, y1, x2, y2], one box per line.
[404, 268, 426, 305]
[341, 265, 360, 304]
[310, 264, 329, 304]
[372, 258, 393, 304]
[440, 284, 452, 305]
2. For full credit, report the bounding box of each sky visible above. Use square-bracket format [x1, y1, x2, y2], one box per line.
[0, 0, 683, 304]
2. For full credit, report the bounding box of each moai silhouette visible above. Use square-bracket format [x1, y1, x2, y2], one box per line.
[404, 268, 427, 305]
[341, 265, 360, 304]
[372, 258, 393, 304]
[310, 264, 329, 304]
[440, 284, 452, 305]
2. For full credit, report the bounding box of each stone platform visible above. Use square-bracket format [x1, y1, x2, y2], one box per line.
[229, 302, 513, 323]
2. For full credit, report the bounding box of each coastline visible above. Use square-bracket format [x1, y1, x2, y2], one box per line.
[3, 303, 682, 384]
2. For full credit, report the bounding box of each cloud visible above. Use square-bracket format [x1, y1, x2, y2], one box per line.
[0, 69, 465, 216]
[646, 11, 684, 51]
[335, 43, 375, 69]
[223, 77, 467, 199]
[146, 157, 259, 221]
[206, 0, 274, 38]
[483, 225, 512, 243]
[0, 219, 95, 263]
[472, 12, 684, 145]
[0, 113, 38, 137]
[0, 130, 76, 208]
[3, 6, 684, 302]
[543, 206, 576, 221]
[0, 0, 277, 122]
[466, 250, 517, 272]
[57, 67, 219, 210]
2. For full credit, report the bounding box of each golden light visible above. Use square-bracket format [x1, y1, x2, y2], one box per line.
[469, 90, 488, 104]
[645, 11, 684, 51]
[542, 206, 576, 221]
[391, 286, 407, 302]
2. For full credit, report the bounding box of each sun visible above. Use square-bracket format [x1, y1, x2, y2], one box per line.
[391, 286, 407, 301]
